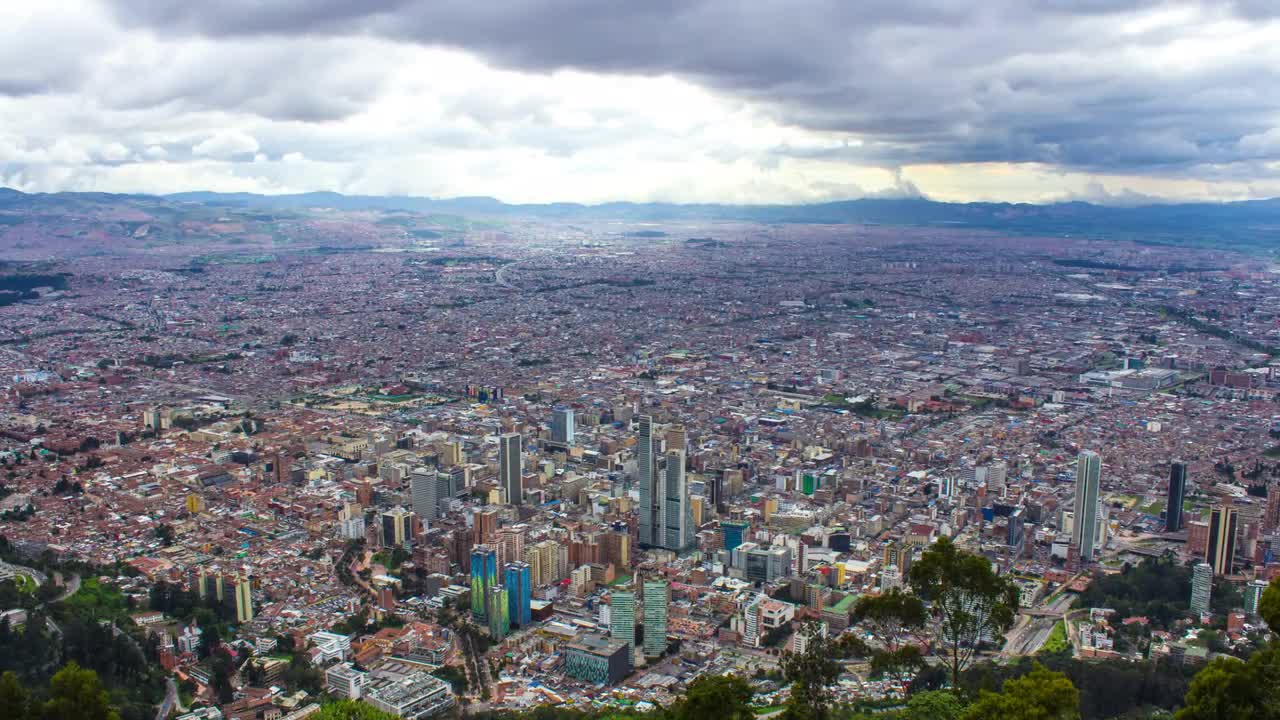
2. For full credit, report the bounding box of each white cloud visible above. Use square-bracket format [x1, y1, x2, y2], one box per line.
[192, 130, 260, 159]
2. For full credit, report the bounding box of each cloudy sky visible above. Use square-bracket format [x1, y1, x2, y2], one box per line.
[3, 1, 1280, 205]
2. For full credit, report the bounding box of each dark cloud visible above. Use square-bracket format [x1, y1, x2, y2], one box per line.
[100, 1, 1280, 174]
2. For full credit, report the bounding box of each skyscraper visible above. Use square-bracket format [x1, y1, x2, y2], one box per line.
[470, 545, 497, 618]
[505, 561, 532, 628]
[1190, 562, 1212, 615]
[610, 590, 636, 650]
[1166, 462, 1186, 532]
[487, 585, 510, 639]
[1245, 578, 1267, 615]
[1073, 451, 1102, 562]
[636, 416, 659, 547]
[1208, 504, 1238, 576]
[721, 520, 748, 553]
[499, 433, 523, 505]
[551, 407, 575, 447]
[380, 508, 415, 549]
[410, 468, 437, 526]
[662, 449, 691, 551]
[234, 574, 253, 624]
[642, 581, 668, 657]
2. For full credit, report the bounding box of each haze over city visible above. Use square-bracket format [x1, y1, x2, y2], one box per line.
[2, 4, 1280, 720]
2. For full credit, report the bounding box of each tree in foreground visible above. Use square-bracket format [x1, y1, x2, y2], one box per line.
[850, 587, 927, 683]
[781, 622, 842, 720]
[960, 662, 1079, 720]
[0, 671, 30, 720]
[903, 689, 965, 720]
[909, 537, 1019, 690]
[1176, 577, 1280, 720]
[311, 699, 399, 720]
[673, 674, 755, 720]
[39, 662, 121, 720]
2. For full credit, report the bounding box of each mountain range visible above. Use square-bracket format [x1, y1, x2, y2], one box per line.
[3, 187, 1279, 249]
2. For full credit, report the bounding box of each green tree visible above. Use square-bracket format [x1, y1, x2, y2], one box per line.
[0, 671, 30, 720]
[904, 689, 965, 720]
[961, 663, 1079, 720]
[311, 699, 398, 720]
[851, 588, 927, 682]
[674, 674, 755, 720]
[1177, 644, 1280, 720]
[1259, 577, 1280, 634]
[781, 622, 841, 720]
[909, 537, 1019, 690]
[39, 662, 121, 720]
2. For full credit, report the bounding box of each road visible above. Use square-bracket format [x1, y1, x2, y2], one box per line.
[156, 678, 179, 720]
[0, 559, 48, 585]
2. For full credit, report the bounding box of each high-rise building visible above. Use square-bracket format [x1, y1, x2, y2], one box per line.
[380, 508, 415, 549]
[1208, 505, 1238, 576]
[1190, 562, 1213, 615]
[487, 585, 510, 639]
[665, 424, 686, 455]
[499, 433, 523, 505]
[881, 565, 902, 591]
[1167, 462, 1186, 532]
[234, 575, 253, 624]
[637, 416, 658, 547]
[1073, 451, 1102, 562]
[410, 468, 438, 526]
[505, 562, 532, 628]
[642, 581, 668, 657]
[662, 449, 691, 551]
[1244, 579, 1268, 615]
[551, 407, 575, 447]
[495, 526, 525, 568]
[610, 590, 636, 650]
[470, 545, 498, 618]
[721, 520, 749, 553]
[474, 507, 499, 545]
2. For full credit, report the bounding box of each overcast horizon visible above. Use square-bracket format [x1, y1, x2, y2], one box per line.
[4, 1, 1280, 206]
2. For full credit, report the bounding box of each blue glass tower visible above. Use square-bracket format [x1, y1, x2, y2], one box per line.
[505, 561, 532, 628]
[721, 520, 748, 553]
[470, 545, 497, 618]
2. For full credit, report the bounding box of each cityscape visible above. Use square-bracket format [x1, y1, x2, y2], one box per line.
[3, 3, 1280, 720]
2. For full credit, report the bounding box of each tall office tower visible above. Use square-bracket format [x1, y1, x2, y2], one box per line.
[721, 520, 748, 553]
[665, 424, 687, 455]
[470, 545, 498, 618]
[1265, 485, 1280, 532]
[410, 468, 438, 525]
[1167, 462, 1187, 532]
[1208, 504, 1239, 576]
[551, 407, 575, 447]
[442, 440, 464, 467]
[610, 590, 636, 650]
[636, 416, 659, 547]
[1072, 451, 1102, 562]
[499, 433, 523, 505]
[486, 585, 510, 639]
[1190, 562, 1213, 615]
[642, 581, 669, 657]
[195, 567, 208, 599]
[234, 575, 253, 624]
[505, 562, 532, 628]
[661, 450, 692, 551]
[380, 508, 415, 549]
[881, 565, 902, 591]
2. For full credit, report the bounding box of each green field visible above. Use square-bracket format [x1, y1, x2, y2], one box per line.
[1040, 620, 1070, 654]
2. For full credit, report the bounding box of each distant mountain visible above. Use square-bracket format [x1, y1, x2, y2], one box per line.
[3, 187, 1279, 248]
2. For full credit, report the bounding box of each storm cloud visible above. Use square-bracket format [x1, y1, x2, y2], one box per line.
[2, 1, 1280, 202]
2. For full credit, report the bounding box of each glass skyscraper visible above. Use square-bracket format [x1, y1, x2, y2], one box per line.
[470, 545, 497, 618]
[642, 580, 668, 657]
[1166, 462, 1186, 532]
[1073, 451, 1101, 562]
[505, 561, 532, 628]
[610, 589, 636, 649]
